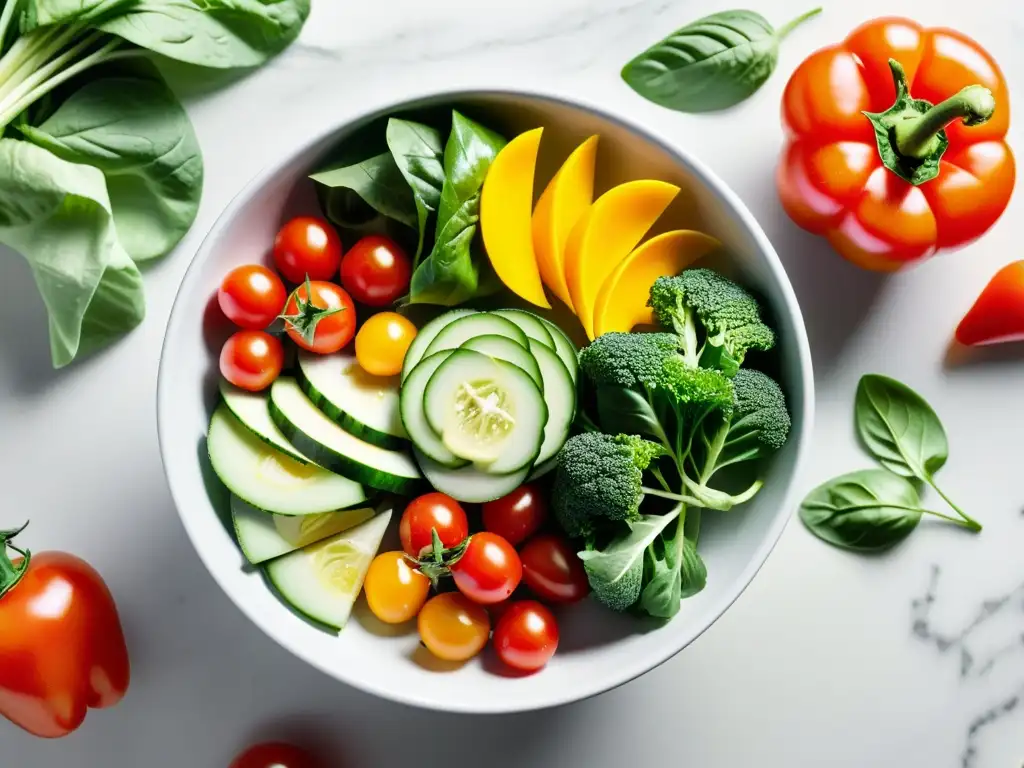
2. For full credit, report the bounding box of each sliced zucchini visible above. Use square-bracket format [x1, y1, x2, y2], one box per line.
[219, 380, 310, 464]
[423, 313, 529, 358]
[423, 350, 546, 474]
[270, 377, 422, 495]
[297, 351, 407, 449]
[461, 334, 543, 389]
[232, 495, 376, 565]
[529, 339, 576, 466]
[402, 309, 476, 381]
[264, 508, 392, 632]
[207, 405, 367, 516]
[492, 308, 555, 349]
[414, 448, 532, 503]
[538, 317, 579, 383]
[400, 351, 468, 469]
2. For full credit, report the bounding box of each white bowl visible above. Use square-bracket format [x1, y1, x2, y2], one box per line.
[157, 90, 814, 714]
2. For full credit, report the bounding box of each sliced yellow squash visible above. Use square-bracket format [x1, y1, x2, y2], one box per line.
[593, 230, 722, 337]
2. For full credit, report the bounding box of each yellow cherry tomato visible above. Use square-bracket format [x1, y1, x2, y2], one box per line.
[418, 592, 490, 662]
[364, 551, 430, 624]
[355, 312, 417, 377]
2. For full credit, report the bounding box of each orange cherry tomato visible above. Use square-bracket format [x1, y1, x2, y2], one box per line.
[230, 742, 321, 768]
[493, 600, 559, 672]
[364, 551, 430, 624]
[273, 216, 342, 284]
[220, 330, 284, 392]
[218, 264, 287, 329]
[282, 280, 356, 354]
[417, 592, 490, 662]
[399, 493, 468, 559]
[778, 18, 1014, 272]
[340, 235, 412, 306]
[355, 312, 417, 377]
[481, 484, 547, 547]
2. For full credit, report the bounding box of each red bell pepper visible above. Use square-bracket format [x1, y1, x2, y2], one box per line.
[956, 260, 1024, 346]
[0, 523, 130, 738]
[777, 17, 1015, 272]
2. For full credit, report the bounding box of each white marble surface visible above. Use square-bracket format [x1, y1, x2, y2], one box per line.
[2, 0, 1023, 766]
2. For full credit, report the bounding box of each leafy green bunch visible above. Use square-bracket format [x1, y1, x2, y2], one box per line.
[553, 268, 791, 618]
[0, 0, 310, 367]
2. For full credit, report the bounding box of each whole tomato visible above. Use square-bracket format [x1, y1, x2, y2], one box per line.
[450, 533, 522, 605]
[481, 484, 547, 547]
[220, 330, 284, 392]
[493, 600, 559, 672]
[230, 742, 322, 768]
[520, 534, 588, 604]
[273, 216, 342, 283]
[282, 278, 356, 354]
[218, 265, 286, 329]
[340, 235, 412, 306]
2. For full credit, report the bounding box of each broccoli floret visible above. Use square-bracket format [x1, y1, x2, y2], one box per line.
[648, 269, 776, 376]
[552, 433, 664, 539]
[588, 551, 644, 612]
[660, 356, 734, 415]
[578, 332, 680, 389]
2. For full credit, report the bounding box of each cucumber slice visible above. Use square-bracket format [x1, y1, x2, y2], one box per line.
[270, 378, 422, 495]
[414, 448, 531, 503]
[423, 350, 546, 474]
[264, 508, 392, 631]
[424, 313, 529, 358]
[297, 351, 407, 449]
[232, 495, 376, 565]
[528, 455, 559, 481]
[207, 405, 367, 516]
[538, 317, 579, 383]
[461, 334, 543, 389]
[400, 351, 469, 469]
[528, 339, 576, 467]
[219, 380, 310, 464]
[402, 309, 476, 381]
[492, 309, 555, 349]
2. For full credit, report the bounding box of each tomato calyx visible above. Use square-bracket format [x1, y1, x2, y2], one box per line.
[279, 275, 347, 346]
[863, 58, 996, 186]
[0, 521, 31, 598]
[412, 528, 469, 587]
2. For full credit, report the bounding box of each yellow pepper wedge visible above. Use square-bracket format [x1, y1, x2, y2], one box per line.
[592, 230, 722, 337]
[480, 127, 550, 308]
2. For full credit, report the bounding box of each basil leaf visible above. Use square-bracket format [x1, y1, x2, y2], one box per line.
[386, 118, 444, 264]
[19, 63, 203, 262]
[622, 7, 821, 113]
[799, 469, 925, 551]
[408, 111, 505, 306]
[595, 385, 672, 449]
[310, 153, 418, 230]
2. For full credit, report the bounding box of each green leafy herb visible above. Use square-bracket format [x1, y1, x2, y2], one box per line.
[595, 385, 671, 449]
[855, 374, 980, 531]
[310, 153, 418, 230]
[385, 118, 444, 264]
[621, 7, 821, 113]
[639, 509, 706, 618]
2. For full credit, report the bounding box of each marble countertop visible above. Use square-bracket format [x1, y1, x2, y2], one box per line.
[2, 0, 1022, 766]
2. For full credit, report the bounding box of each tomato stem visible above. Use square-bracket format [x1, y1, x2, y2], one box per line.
[0, 521, 31, 599]
[775, 7, 822, 41]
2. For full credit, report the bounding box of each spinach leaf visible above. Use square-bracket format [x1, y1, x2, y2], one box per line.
[310, 153, 418, 230]
[595, 385, 672, 450]
[0, 139, 144, 367]
[97, 0, 311, 69]
[386, 118, 443, 263]
[621, 7, 821, 113]
[407, 111, 505, 306]
[799, 469, 925, 552]
[639, 510, 706, 618]
[579, 508, 680, 612]
[855, 374, 979, 530]
[19, 64, 203, 262]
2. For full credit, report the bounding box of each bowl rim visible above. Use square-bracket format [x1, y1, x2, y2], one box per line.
[157, 86, 815, 714]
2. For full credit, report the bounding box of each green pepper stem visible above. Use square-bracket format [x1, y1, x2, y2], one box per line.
[0, 522, 31, 599]
[892, 73, 995, 160]
[775, 7, 822, 40]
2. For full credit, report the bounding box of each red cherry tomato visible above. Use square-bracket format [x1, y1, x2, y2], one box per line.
[282, 280, 356, 354]
[220, 330, 283, 392]
[399, 493, 469, 558]
[218, 265, 286, 329]
[230, 742, 321, 768]
[493, 600, 559, 672]
[481, 484, 547, 547]
[520, 534, 589, 604]
[340, 235, 412, 306]
[451, 532, 522, 605]
[273, 216, 342, 284]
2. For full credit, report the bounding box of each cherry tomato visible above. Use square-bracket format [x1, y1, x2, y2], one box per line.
[282, 280, 356, 354]
[273, 216, 342, 284]
[520, 534, 589, 604]
[230, 742, 320, 768]
[482, 484, 547, 547]
[219, 330, 283, 392]
[418, 592, 490, 662]
[399, 493, 469, 558]
[493, 600, 559, 672]
[340, 235, 412, 306]
[451, 532, 522, 605]
[218, 264, 286, 329]
[364, 551, 430, 624]
[355, 312, 417, 377]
